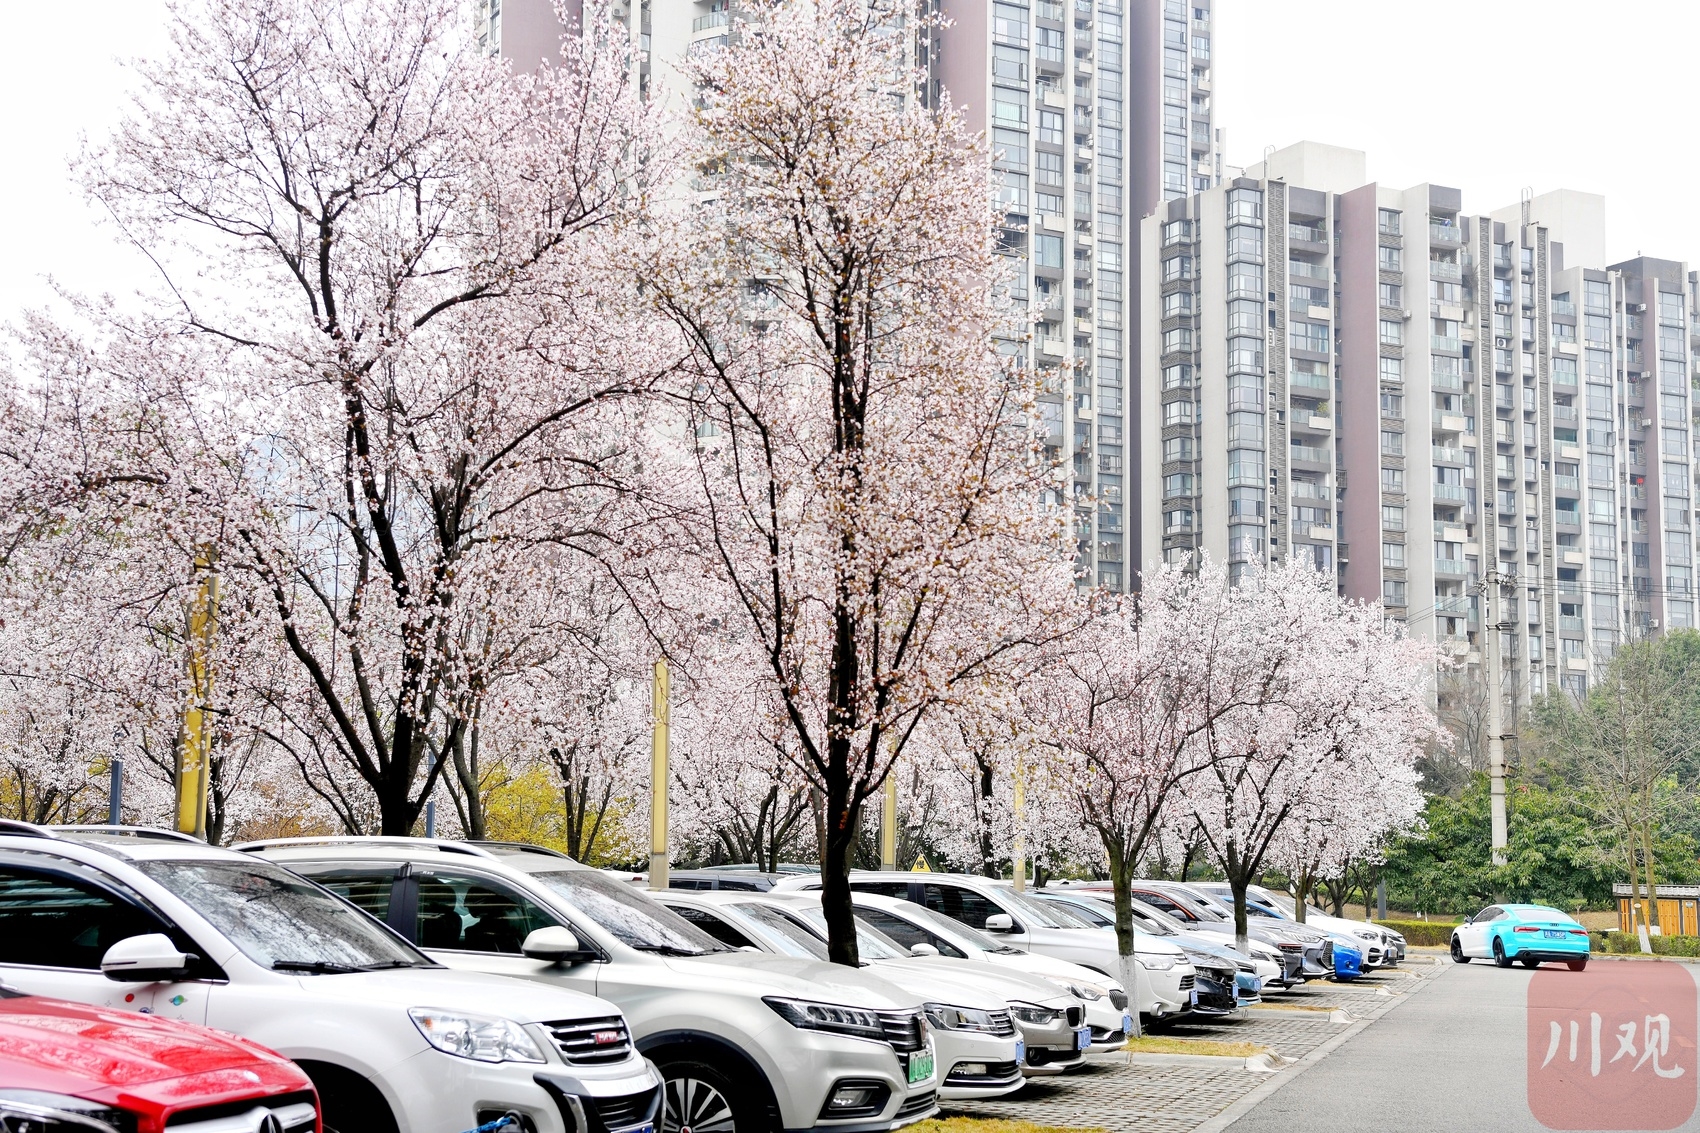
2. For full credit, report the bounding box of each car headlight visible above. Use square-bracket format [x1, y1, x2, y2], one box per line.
[1137, 953, 1181, 971]
[763, 997, 887, 1040]
[924, 1003, 1000, 1032]
[1067, 983, 1105, 1001]
[1008, 1002, 1062, 1025]
[409, 1008, 547, 1064]
[1353, 929, 1380, 940]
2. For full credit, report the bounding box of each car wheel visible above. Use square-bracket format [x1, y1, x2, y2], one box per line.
[1521, 955, 1540, 969]
[657, 1057, 752, 1133]
[1567, 959, 1587, 972]
[1493, 938, 1512, 969]
[1450, 936, 1469, 964]
[297, 1061, 399, 1133]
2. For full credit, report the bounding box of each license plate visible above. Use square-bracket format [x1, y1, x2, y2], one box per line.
[1015, 1038, 1026, 1065]
[1189, 988, 1198, 1005]
[1121, 1013, 1134, 1035]
[906, 1047, 934, 1084]
[1074, 1026, 1092, 1050]
[1543, 929, 1567, 940]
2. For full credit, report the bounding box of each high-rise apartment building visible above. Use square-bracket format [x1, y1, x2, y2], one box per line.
[1140, 141, 1700, 732]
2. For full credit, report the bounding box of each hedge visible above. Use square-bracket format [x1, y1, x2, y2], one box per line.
[1374, 919, 1462, 947]
[1599, 931, 1700, 957]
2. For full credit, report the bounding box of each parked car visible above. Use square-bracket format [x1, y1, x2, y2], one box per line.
[773, 871, 1197, 1027]
[1183, 889, 1365, 981]
[1450, 905, 1590, 970]
[0, 987, 318, 1133]
[1113, 880, 1333, 981]
[840, 893, 1134, 1050]
[653, 892, 1036, 1094]
[245, 837, 942, 1133]
[1032, 889, 1269, 1005]
[1191, 882, 1406, 968]
[0, 823, 661, 1133]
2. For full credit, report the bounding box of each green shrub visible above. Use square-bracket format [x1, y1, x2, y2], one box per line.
[1375, 919, 1462, 947]
[1599, 931, 1700, 957]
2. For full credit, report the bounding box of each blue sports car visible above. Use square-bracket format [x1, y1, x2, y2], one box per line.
[1449, 903, 1590, 970]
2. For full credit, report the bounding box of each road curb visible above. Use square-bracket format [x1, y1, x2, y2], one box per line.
[1189, 961, 1447, 1133]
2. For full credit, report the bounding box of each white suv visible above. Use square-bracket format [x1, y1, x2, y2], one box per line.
[772, 871, 1197, 1024]
[0, 824, 662, 1133]
[246, 838, 941, 1133]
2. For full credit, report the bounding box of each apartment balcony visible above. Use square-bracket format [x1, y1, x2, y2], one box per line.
[1552, 403, 1579, 425]
[1289, 370, 1331, 394]
[1433, 445, 1470, 465]
[1555, 510, 1581, 530]
[1435, 594, 1474, 616]
[692, 9, 728, 32]
[1290, 443, 1332, 466]
[1288, 225, 1328, 252]
[1432, 335, 1462, 353]
[1036, 335, 1067, 358]
[1431, 411, 1469, 432]
[1430, 224, 1463, 247]
[1435, 558, 1469, 577]
[1560, 615, 1585, 636]
[1430, 261, 1462, 283]
[1431, 370, 1464, 392]
[1553, 299, 1577, 317]
[1432, 521, 1468, 541]
[1433, 483, 1469, 503]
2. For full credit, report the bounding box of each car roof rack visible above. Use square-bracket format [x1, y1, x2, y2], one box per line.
[51, 825, 203, 844]
[466, 840, 576, 860]
[231, 835, 499, 859]
[0, 819, 56, 839]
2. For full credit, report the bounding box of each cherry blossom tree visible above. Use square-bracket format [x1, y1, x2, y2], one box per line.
[10, 0, 679, 836]
[642, 0, 1074, 963]
[1179, 563, 1439, 950]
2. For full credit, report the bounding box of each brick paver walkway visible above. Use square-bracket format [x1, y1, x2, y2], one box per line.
[944, 956, 1446, 1133]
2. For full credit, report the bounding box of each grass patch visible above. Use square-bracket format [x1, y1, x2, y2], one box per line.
[906, 1122, 1105, 1133]
[1120, 1036, 1270, 1058]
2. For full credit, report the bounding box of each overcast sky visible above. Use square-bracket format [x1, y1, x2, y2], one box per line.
[3, 0, 1696, 325]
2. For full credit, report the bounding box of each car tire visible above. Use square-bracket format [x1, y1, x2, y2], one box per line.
[1450, 937, 1469, 964]
[655, 1055, 759, 1133]
[1521, 955, 1540, 969]
[1567, 959, 1587, 972]
[1493, 938, 1512, 969]
[296, 1061, 399, 1133]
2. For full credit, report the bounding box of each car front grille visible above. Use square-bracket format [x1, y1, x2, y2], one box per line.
[1064, 1005, 1084, 1028]
[544, 1015, 635, 1065]
[166, 1094, 317, 1133]
[589, 1088, 661, 1133]
[986, 1009, 1017, 1038]
[894, 1091, 936, 1120]
[1107, 989, 1128, 1010]
[1177, 974, 1195, 991]
[878, 1010, 926, 1053]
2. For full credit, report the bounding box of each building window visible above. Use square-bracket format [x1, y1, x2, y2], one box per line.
[1382, 504, 1405, 530]
[1163, 399, 1194, 425]
[1164, 473, 1195, 498]
[1036, 151, 1063, 187]
[1381, 467, 1404, 492]
[1382, 541, 1406, 568]
[1379, 282, 1402, 309]
[1037, 110, 1063, 145]
[1382, 579, 1407, 607]
[1290, 322, 1328, 354]
[1379, 357, 1403, 383]
[1226, 188, 1262, 222]
[1378, 245, 1402, 271]
[992, 45, 1028, 87]
[1034, 234, 1062, 268]
[1163, 436, 1194, 461]
[1584, 279, 1611, 313]
[993, 2, 1029, 45]
[1381, 430, 1405, 455]
[1380, 392, 1404, 416]
[1379, 318, 1404, 346]
[1377, 209, 1401, 235]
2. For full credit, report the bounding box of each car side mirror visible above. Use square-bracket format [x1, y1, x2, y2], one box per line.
[521, 926, 590, 963]
[908, 943, 940, 957]
[983, 914, 1016, 934]
[101, 934, 195, 983]
[1463, 917, 1474, 926]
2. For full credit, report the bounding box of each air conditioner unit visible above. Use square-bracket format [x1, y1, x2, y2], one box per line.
[1650, 619, 1661, 629]
[1641, 418, 1654, 429]
[1400, 309, 1412, 320]
[1633, 303, 1647, 313]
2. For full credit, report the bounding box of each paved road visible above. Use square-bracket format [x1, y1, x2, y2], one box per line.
[1225, 957, 1700, 1133]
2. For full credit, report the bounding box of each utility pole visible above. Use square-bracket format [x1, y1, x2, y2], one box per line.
[649, 659, 670, 891]
[1011, 753, 1027, 893]
[107, 758, 123, 825]
[880, 775, 897, 871]
[174, 550, 219, 840]
[1479, 569, 1513, 865]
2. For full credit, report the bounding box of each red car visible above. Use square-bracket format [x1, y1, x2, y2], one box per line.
[0, 988, 318, 1133]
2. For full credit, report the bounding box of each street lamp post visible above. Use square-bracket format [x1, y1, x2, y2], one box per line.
[650, 660, 670, 890]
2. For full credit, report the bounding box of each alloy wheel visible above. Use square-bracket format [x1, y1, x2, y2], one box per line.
[662, 1077, 738, 1133]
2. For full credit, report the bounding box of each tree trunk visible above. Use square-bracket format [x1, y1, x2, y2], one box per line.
[1624, 832, 1643, 934]
[1641, 820, 1662, 933]
[1105, 850, 1144, 1040]
[1292, 868, 1313, 924]
[820, 781, 862, 967]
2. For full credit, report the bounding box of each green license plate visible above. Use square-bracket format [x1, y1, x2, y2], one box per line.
[907, 1047, 935, 1084]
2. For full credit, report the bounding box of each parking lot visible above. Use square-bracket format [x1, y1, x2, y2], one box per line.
[947, 957, 1447, 1133]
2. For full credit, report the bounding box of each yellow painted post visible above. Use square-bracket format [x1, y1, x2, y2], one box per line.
[1011, 752, 1027, 893]
[174, 552, 219, 840]
[649, 660, 670, 890]
[880, 775, 897, 871]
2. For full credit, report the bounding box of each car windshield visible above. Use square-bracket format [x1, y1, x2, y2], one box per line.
[995, 888, 1081, 929]
[1125, 899, 1181, 936]
[731, 903, 830, 960]
[884, 901, 1021, 955]
[530, 870, 729, 955]
[137, 859, 426, 971]
[1039, 898, 1108, 928]
[1167, 888, 1231, 922]
[783, 904, 909, 960]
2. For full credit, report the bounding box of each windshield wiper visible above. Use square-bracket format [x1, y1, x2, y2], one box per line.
[356, 959, 423, 971]
[989, 946, 1024, 955]
[272, 959, 363, 974]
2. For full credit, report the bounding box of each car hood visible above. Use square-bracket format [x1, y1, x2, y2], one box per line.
[978, 949, 1125, 993]
[320, 964, 620, 1024]
[659, 952, 923, 1010]
[871, 957, 1073, 1008]
[1030, 926, 1184, 958]
[0, 995, 308, 1104]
